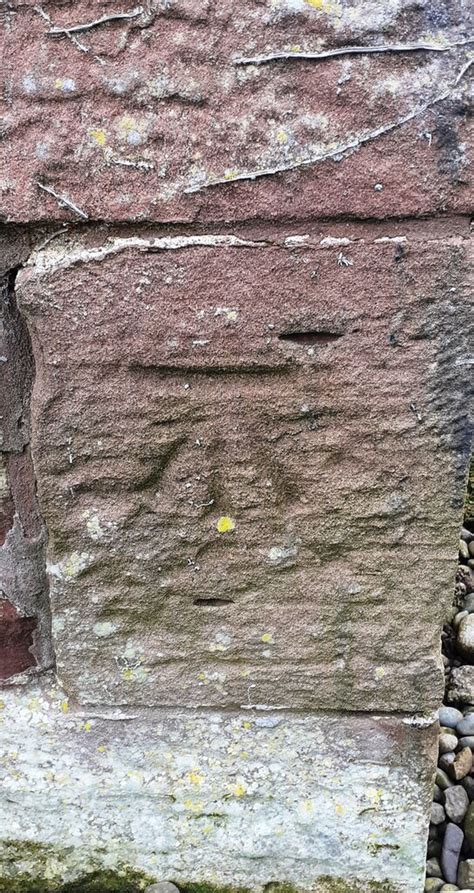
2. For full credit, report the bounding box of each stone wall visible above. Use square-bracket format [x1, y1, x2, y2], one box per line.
[1, 2, 472, 891]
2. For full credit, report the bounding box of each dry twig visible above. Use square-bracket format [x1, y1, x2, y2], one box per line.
[234, 38, 474, 65]
[36, 182, 89, 220]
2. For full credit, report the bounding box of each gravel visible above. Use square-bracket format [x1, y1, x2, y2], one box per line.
[426, 532, 474, 889]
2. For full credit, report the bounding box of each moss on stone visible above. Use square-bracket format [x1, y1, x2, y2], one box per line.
[61, 868, 151, 892]
[314, 879, 400, 893]
[177, 883, 251, 893]
[0, 870, 151, 893]
[0, 843, 152, 893]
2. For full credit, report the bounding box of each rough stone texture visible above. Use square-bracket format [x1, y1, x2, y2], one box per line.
[0, 1, 472, 224]
[14, 218, 471, 712]
[1, 1, 473, 891]
[0, 680, 436, 893]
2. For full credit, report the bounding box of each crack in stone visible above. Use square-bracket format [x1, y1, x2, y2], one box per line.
[0, 266, 55, 680]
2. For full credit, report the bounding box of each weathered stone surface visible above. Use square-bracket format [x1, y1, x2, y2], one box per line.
[14, 219, 471, 711]
[1, 1, 472, 224]
[0, 680, 436, 893]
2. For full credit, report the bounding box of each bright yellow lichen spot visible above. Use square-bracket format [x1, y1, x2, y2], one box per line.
[54, 78, 64, 90]
[0, 700, 5, 711]
[276, 129, 288, 144]
[261, 632, 274, 644]
[290, 44, 302, 53]
[97, 745, 107, 753]
[89, 128, 107, 147]
[223, 170, 239, 181]
[231, 782, 247, 797]
[305, 0, 340, 12]
[60, 699, 69, 713]
[374, 666, 386, 681]
[243, 721, 251, 729]
[216, 515, 236, 533]
[335, 802, 344, 816]
[187, 770, 205, 786]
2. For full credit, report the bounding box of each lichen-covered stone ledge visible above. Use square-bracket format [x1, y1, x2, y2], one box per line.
[0, 681, 435, 893]
[1, 0, 472, 223]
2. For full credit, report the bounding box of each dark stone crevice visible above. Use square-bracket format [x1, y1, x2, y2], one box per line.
[0, 262, 55, 681]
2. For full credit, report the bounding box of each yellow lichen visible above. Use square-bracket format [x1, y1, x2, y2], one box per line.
[261, 632, 274, 644]
[305, 0, 339, 11]
[89, 128, 107, 147]
[187, 770, 205, 786]
[231, 782, 247, 797]
[216, 516, 236, 533]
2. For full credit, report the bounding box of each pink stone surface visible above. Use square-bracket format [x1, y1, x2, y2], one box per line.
[1, 0, 472, 224]
[15, 218, 472, 710]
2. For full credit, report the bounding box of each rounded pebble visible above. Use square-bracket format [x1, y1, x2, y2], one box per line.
[458, 736, 474, 749]
[458, 859, 474, 888]
[145, 885, 181, 893]
[463, 593, 474, 613]
[439, 752, 456, 773]
[444, 785, 469, 824]
[425, 880, 445, 893]
[457, 616, 474, 659]
[457, 714, 474, 736]
[448, 747, 473, 781]
[426, 857, 443, 878]
[441, 822, 464, 884]
[436, 768, 454, 790]
[463, 802, 474, 851]
[461, 776, 474, 798]
[431, 803, 446, 825]
[440, 733, 459, 754]
[440, 707, 464, 728]
[453, 610, 469, 629]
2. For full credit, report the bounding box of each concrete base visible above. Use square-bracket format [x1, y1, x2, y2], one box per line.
[0, 678, 435, 892]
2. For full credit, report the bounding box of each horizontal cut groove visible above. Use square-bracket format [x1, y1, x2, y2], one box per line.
[193, 597, 235, 607]
[278, 331, 343, 345]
